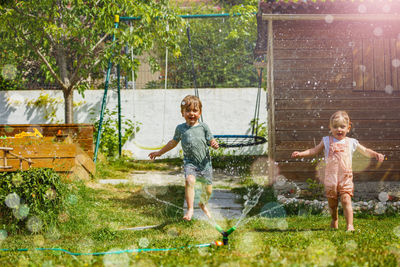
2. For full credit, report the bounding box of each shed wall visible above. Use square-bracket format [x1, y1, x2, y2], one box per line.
[273, 20, 400, 181]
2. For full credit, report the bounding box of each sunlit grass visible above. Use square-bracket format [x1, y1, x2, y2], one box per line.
[1, 161, 400, 266]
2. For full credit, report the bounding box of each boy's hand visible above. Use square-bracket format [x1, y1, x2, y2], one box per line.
[291, 151, 301, 158]
[149, 151, 161, 160]
[375, 152, 384, 162]
[210, 139, 219, 149]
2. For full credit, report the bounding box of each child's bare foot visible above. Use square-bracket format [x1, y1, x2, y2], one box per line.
[183, 208, 194, 221]
[330, 219, 338, 229]
[199, 203, 212, 219]
[346, 225, 355, 232]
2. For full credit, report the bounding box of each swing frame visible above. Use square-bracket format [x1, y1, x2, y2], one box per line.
[94, 13, 266, 162]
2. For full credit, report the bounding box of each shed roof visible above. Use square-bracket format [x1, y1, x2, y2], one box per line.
[259, 0, 400, 14]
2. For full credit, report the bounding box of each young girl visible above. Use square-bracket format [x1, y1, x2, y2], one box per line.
[149, 95, 219, 221]
[291, 111, 384, 231]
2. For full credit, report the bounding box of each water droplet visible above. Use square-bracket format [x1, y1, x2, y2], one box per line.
[373, 27, 383, 37]
[103, 248, 130, 266]
[1, 64, 17, 80]
[345, 240, 358, 250]
[275, 175, 287, 186]
[45, 226, 61, 241]
[378, 192, 389, 202]
[167, 227, 179, 237]
[33, 235, 45, 246]
[392, 59, 400, 68]
[0, 230, 7, 242]
[393, 225, 400, 237]
[306, 239, 337, 266]
[67, 194, 78, 205]
[45, 188, 57, 200]
[324, 15, 334, 24]
[138, 237, 149, 248]
[58, 212, 70, 223]
[374, 202, 386, 214]
[382, 4, 391, 13]
[13, 204, 29, 220]
[260, 202, 286, 219]
[5, 193, 20, 209]
[26, 216, 43, 233]
[11, 173, 23, 186]
[385, 85, 394, 94]
[358, 4, 367, 13]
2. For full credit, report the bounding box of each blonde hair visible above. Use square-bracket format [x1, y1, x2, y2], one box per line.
[329, 110, 351, 127]
[180, 95, 202, 113]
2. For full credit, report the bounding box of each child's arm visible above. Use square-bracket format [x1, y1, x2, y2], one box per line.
[356, 144, 384, 162]
[148, 140, 178, 160]
[291, 141, 324, 158]
[209, 138, 219, 149]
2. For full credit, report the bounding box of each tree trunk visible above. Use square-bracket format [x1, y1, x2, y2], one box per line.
[63, 88, 74, 123]
[55, 42, 73, 123]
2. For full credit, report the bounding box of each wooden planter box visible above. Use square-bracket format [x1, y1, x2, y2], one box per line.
[0, 124, 95, 180]
[0, 124, 94, 158]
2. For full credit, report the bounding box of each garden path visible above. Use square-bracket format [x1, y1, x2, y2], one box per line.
[99, 170, 245, 220]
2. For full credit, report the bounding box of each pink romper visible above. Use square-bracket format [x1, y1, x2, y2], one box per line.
[324, 136, 354, 199]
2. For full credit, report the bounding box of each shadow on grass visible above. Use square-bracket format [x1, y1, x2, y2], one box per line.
[106, 185, 185, 221]
[253, 227, 325, 233]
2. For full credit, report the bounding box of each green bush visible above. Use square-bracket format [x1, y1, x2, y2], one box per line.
[0, 74, 22, 90]
[0, 168, 69, 233]
[92, 108, 140, 159]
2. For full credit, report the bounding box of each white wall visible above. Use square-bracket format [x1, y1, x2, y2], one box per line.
[0, 88, 267, 159]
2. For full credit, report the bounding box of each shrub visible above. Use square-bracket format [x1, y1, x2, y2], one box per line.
[92, 108, 140, 159]
[0, 168, 69, 233]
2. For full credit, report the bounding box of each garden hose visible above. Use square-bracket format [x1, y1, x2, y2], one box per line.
[0, 242, 215, 256]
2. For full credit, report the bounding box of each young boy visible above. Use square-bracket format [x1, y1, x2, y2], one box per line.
[149, 95, 219, 221]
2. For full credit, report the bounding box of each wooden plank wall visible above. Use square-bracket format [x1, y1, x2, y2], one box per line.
[273, 20, 400, 182]
[0, 124, 94, 158]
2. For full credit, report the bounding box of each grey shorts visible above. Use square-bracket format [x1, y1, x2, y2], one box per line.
[183, 164, 213, 185]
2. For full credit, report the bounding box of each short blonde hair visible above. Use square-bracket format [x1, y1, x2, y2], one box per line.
[180, 95, 202, 113]
[329, 110, 351, 127]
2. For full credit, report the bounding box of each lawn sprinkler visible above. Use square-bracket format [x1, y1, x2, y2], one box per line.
[214, 225, 236, 245]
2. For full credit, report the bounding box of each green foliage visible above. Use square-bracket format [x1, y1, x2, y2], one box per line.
[92, 108, 140, 159]
[91, 227, 121, 241]
[0, 168, 69, 233]
[25, 93, 63, 123]
[0, 74, 22, 90]
[303, 178, 324, 200]
[146, 3, 259, 89]
[0, 0, 184, 122]
[249, 118, 267, 137]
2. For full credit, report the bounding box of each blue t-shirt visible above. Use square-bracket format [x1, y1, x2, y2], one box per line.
[173, 122, 214, 170]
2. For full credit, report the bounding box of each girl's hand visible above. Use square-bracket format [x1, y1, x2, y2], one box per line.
[375, 152, 384, 162]
[291, 151, 301, 158]
[210, 139, 219, 149]
[149, 151, 161, 160]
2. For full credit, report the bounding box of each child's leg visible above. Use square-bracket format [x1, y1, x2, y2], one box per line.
[183, 175, 196, 221]
[327, 197, 339, 229]
[199, 184, 212, 218]
[340, 193, 354, 231]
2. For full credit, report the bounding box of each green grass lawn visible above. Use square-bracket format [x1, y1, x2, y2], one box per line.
[1, 161, 400, 266]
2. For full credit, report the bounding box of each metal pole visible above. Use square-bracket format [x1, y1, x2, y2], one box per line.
[117, 64, 122, 157]
[94, 15, 120, 162]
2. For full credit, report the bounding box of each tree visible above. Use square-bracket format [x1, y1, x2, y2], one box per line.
[146, 1, 259, 89]
[0, 0, 183, 123]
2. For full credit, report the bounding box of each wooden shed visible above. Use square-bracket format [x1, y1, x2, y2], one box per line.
[256, 0, 400, 182]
